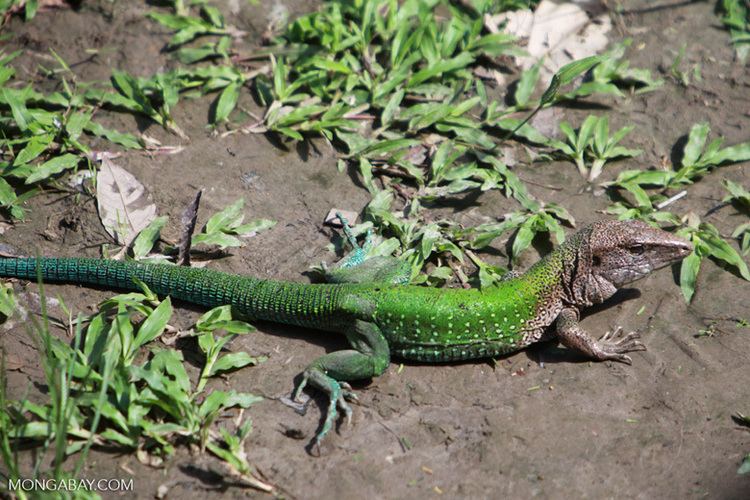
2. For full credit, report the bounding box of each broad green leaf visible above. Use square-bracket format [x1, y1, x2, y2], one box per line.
[213, 81, 241, 123]
[2, 87, 31, 131]
[515, 61, 541, 107]
[609, 124, 635, 147]
[407, 53, 474, 87]
[150, 348, 191, 395]
[593, 116, 609, 155]
[205, 199, 244, 233]
[0, 177, 16, 207]
[358, 157, 377, 194]
[196, 305, 233, 331]
[84, 120, 142, 149]
[0, 283, 15, 317]
[577, 115, 598, 152]
[682, 122, 710, 167]
[621, 182, 652, 208]
[558, 122, 577, 148]
[564, 81, 624, 99]
[202, 5, 224, 28]
[539, 74, 560, 106]
[472, 32, 517, 56]
[192, 232, 242, 248]
[148, 12, 196, 30]
[313, 58, 352, 74]
[232, 218, 276, 235]
[358, 138, 420, 157]
[209, 352, 262, 377]
[709, 141, 750, 165]
[24, 153, 80, 184]
[177, 45, 218, 64]
[381, 89, 404, 128]
[607, 145, 642, 159]
[14, 134, 53, 165]
[132, 215, 168, 259]
[133, 297, 173, 350]
[66, 112, 92, 141]
[169, 25, 207, 48]
[450, 96, 481, 118]
[703, 231, 750, 281]
[428, 266, 453, 280]
[511, 219, 536, 261]
[680, 251, 701, 303]
[722, 179, 750, 205]
[206, 320, 256, 334]
[198, 390, 262, 420]
[276, 127, 304, 141]
[556, 55, 605, 86]
[408, 103, 452, 131]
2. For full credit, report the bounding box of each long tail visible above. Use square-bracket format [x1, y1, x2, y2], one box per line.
[0, 257, 345, 329]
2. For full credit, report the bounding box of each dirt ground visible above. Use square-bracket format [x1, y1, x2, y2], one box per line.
[1, 0, 749, 498]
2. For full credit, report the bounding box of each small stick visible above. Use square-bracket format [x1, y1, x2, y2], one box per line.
[655, 190, 687, 210]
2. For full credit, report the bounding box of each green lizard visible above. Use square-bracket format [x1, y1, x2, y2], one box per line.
[0, 218, 691, 445]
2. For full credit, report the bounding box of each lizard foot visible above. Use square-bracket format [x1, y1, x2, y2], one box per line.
[292, 369, 359, 447]
[593, 327, 646, 364]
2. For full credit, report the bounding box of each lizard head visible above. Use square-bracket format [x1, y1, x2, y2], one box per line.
[587, 219, 692, 291]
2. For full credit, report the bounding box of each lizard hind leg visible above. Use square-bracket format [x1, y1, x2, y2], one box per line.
[324, 212, 410, 285]
[292, 320, 390, 448]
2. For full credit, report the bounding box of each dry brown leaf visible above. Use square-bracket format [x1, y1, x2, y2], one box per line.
[96, 158, 157, 249]
[488, 0, 611, 83]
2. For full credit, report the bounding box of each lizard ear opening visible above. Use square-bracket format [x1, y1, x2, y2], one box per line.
[592, 255, 602, 267]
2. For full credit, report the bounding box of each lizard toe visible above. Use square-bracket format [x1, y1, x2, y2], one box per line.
[337, 395, 353, 427]
[599, 326, 623, 342]
[615, 331, 641, 343]
[613, 353, 633, 365]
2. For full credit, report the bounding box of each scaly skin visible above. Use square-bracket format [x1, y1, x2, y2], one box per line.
[0, 219, 692, 447]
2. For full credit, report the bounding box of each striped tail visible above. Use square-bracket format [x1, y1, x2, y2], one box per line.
[0, 257, 346, 330]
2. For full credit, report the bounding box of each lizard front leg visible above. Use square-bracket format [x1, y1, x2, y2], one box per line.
[293, 320, 390, 448]
[555, 307, 646, 364]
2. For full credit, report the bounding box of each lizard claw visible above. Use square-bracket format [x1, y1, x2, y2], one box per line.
[613, 353, 633, 365]
[599, 327, 620, 342]
[292, 367, 357, 447]
[339, 381, 359, 402]
[593, 327, 645, 363]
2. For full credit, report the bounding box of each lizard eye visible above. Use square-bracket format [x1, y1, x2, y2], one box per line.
[630, 244, 645, 255]
[592, 255, 602, 266]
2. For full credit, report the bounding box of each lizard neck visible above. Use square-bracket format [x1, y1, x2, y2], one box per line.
[523, 226, 611, 309]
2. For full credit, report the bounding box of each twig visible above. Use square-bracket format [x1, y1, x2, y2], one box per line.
[448, 258, 471, 289]
[372, 165, 417, 180]
[517, 175, 563, 191]
[655, 190, 687, 209]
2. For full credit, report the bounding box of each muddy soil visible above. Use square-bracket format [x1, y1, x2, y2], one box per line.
[1, 1, 749, 498]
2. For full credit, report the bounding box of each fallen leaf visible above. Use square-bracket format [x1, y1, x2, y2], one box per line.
[177, 190, 202, 266]
[4, 353, 23, 371]
[488, 0, 611, 82]
[96, 158, 157, 248]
